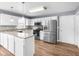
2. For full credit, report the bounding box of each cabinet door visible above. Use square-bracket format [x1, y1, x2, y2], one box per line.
[0, 14, 18, 26]
[23, 36, 34, 56]
[0, 33, 4, 46]
[8, 35, 15, 54]
[0, 33, 1, 44]
[3, 34, 8, 49]
[25, 19, 29, 25]
[40, 31, 44, 40]
[0, 33, 2, 44]
[15, 37, 23, 56]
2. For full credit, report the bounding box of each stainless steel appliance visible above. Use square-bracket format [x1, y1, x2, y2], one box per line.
[33, 22, 43, 40]
[43, 20, 57, 44]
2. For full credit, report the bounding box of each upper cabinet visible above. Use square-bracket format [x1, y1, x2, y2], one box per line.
[26, 18, 29, 25]
[0, 14, 19, 26]
[17, 17, 26, 29]
[31, 16, 58, 26]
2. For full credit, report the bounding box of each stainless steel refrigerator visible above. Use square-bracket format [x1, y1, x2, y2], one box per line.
[43, 20, 57, 44]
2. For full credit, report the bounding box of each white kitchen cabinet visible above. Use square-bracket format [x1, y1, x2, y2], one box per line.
[17, 17, 26, 29]
[26, 19, 29, 25]
[0, 32, 34, 56]
[0, 33, 4, 46]
[25, 18, 34, 26]
[40, 31, 44, 40]
[32, 16, 57, 27]
[18, 17, 25, 24]
[3, 34, 8, 49]
[0, 33, 1, 44]
[15, 36, 34, 56]
[0, 14, 18, 26]
[23, 36, 34, 56]
[8, 35, 15, 54]
[75, 15, 79, 47]
[15, 37, 24, 56]
[0, 33, 2, 45]
[42, 20, 46, 26]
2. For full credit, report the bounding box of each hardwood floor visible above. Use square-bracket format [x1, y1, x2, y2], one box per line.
[34, 40, 79, 56]
[0, 45, 14, 56]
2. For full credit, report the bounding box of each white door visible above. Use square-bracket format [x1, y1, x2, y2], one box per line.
[59, 15, 75, 44]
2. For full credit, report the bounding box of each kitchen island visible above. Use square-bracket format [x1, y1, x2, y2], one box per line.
[0, 29, 35, 56]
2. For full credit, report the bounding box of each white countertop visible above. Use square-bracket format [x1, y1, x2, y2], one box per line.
[0, 29, 34, 39]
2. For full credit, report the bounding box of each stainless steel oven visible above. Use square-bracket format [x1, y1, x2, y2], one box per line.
[33, 22, 43, 40]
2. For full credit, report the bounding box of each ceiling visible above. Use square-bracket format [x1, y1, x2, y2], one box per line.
[0, 2, 79, 18]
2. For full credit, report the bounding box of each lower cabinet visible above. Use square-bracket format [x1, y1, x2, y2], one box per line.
[23, 36, 34, 56]
[0, 33, 1, 45]
[0, 33, 1, 44]
[0, 33, 15, 55]
[15, 36, 34, 56]
[8, 35, 15, 54]
[0, 32, 34, 56]
[15, 37, 24, 56]
[3, 34, 8, 49]
[0, 33, 4, 46]
[40, 31, 44, 40]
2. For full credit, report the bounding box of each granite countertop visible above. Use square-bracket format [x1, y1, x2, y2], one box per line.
[0, 29, 34, 39]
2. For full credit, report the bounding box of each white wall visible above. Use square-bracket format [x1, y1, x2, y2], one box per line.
[59, 15, 75, 44]
[59, 11, 79, 46]
[75, 11, 79, 46]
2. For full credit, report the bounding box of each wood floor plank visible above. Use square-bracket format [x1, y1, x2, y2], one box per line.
[35, 40, 79, 56]
[0, 45, 13, 56]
